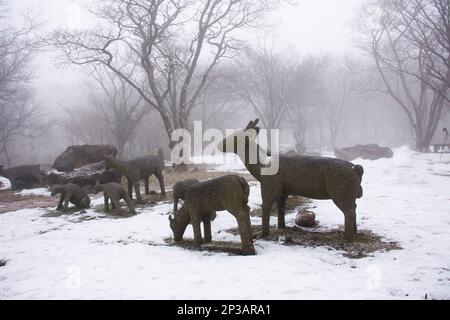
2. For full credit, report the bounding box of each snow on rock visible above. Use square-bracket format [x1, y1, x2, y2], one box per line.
[0, 147, 449, 299]
[17, 188, 51, 197]
[0, 177, 11, 191]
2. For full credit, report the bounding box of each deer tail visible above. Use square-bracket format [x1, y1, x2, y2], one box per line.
[353, 165, 364, 199]
[354, 164, 364, 178]
[236, 176, 250, 203]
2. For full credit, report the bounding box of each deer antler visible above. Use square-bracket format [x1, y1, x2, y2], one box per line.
[245, 119, 260, 130]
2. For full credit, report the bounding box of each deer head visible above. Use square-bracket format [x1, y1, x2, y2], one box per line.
[168, 208, 190, 242]
[218, 119, 260, 154]
[93, 180, 102, 194]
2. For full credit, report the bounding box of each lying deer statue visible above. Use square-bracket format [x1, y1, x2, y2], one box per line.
[0, 165, 44, 190]
[218, 119, 364, 241]
[104, 147, 166, 204]
[50, 183, 91, 211]
[169, 175, 255, 255]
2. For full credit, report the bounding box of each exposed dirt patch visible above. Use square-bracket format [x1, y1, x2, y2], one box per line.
[0, 259, 7, 267]
[226, 225, 401, 259]
[250, 196, 310, 217]
[0, 190, 56, 214]
[164, 238, 246, 256]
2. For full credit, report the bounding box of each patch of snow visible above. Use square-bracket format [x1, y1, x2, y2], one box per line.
[0, 147, 449, 299]
[0, 176, 11, 190]
[17, 188, 51, 197]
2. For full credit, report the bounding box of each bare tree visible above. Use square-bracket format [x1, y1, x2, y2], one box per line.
[87, 67, 148, 158]
[0, 0, 42, 166]
[321, 57, 365, 148]
[232, 47, 290, 129]
[51, 0, 275, 150]
[395, 0, 450, 100]
[61, 67, 148, 158]
[282, 55, 328, 153]
[356, 0, 449, 151]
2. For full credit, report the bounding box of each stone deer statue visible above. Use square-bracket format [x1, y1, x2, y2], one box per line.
[104, 147, 166, 204]
[218, 119, 364, 241]
[169, 175, 255, 255]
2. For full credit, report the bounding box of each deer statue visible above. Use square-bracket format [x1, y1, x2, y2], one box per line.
[169, 175, 255, 255]
[218, 119, 364, 241]
[103, 147, 166, 204]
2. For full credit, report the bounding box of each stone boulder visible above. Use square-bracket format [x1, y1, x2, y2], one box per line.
[53, 145, 117, 172]
[334, 144, 393, 161]
[47, 161, 122, 190]
[295, 209, 316, 228]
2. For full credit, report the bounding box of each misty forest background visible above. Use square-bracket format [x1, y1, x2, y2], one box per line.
[1, 0, 449, 167]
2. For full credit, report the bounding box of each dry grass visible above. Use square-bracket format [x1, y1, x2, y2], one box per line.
[0, 190, 56, 214]
[250, 196, 310, 217]
[226, 225, 401, 259]
[164, 238, 245, 256]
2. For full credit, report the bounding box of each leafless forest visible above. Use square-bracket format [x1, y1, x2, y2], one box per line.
[1, 0, 449, 165]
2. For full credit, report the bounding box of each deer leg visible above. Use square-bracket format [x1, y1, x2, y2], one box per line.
[144, 177, 150, 196]
[134, 182, 144, 204]
[104, 195, 110, 212]
[57, 194, 64, 210]
[123, 194, 136, 215]
[277, 195, 288, 229]
[191, 216, 203, 248]
[235, 210, 255, 255]
[112, 198, 122, 215]
[261, 202, 273, 238]
[203, 216, 212, 243]
[63, 194, 71, 211]
[127, 179, 133, 200]
[333, 198, 357, 241]
[155, 169, 166, 196]
[260, 186, 281, 238]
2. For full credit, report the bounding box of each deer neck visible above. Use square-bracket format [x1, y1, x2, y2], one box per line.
[235, 140, 266, 182]
[108, 158, 127, 173]
[177, 208, 191, 237]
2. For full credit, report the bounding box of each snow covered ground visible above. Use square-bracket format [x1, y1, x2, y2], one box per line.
[0, 147, 449, 299]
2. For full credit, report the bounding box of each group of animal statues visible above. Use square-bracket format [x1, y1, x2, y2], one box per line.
[0, 120, 364, 255]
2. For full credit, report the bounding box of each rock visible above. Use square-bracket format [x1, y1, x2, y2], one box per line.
[47, 161, 122, 190]
[295, 209, 316, 228]
[334, 144, 393, 161]
[52, 144, 118, 172]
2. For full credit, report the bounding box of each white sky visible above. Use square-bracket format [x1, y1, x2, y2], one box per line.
[10, 0, 366, 110]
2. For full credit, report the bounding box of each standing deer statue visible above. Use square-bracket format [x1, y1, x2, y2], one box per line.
[218, 119, 364, 241]
[103, 147, 166, 204]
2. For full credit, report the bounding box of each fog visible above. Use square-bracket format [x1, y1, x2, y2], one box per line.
[1, 0, 449, 166]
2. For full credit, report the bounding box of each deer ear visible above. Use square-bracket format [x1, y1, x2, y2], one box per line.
[253, 119, 260, 127]
[245, 120, 254, 131]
